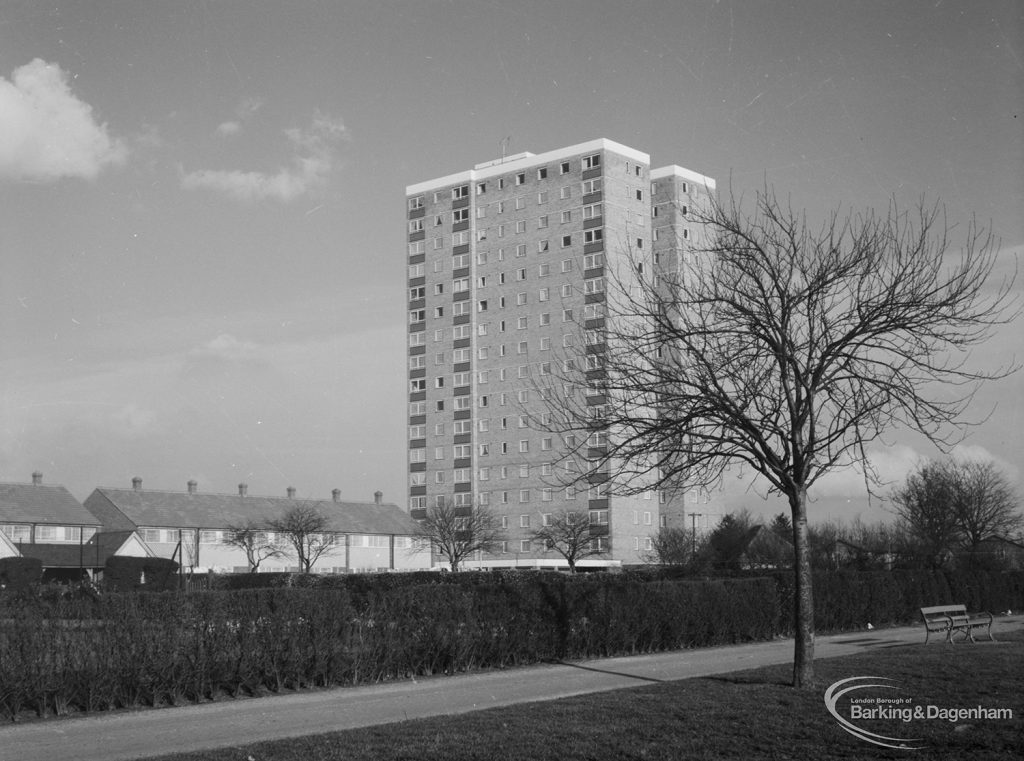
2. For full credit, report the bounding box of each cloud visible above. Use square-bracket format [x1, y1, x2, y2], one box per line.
[0, 58, 127, 181]
[216, 120, 242, 136]
[181, 111, 348, 202]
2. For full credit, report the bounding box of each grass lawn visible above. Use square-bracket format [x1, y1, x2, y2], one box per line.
[156, 632, 1024, 761]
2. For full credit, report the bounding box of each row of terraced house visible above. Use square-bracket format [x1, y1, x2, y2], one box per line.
[0, 472, 430, 583]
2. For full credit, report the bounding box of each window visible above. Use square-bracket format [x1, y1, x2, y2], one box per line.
[452, 301, 470, 316]
[409, 286, 425, 301]
[584, 229, 603, 245]
[561, 234, 572, 247]
[452, 252, 469, 267]
[453, 371, 470, 387]
[452, 208, 469, 224]
[560, 161, 570, 174]
[433, 306, 444, 319]
[409, 449, 426, 463]
[409, 400, 425, 415]
[478, 467, 490, 481]
[453, 324, 471, 339]
[517, 316, 528, 329]
[560, 187, 571, 200]
[434, 377, 445, 388]
[516, 291, 527, 304]
[583, 203, 602, 219]
[518, 389, 529, 403]
[562, 308, 573, 322]
[584, 277, 604, 294]
[583, 154, 601, 169]
[408, 196, 424, 210]
[537, 240, 549, 252]
[478, 347, 489, 360]
[516, 220, 526, 233]
[540, 336, 551, 350]
[433, 214, 443, 226]
[519, 464, 530, 478]
[537, 167, 548, 180]
[477, 251, 488, 265]
[538, 215, 548, 229]
[410, 379, 426, 392]
[517, 340, 528, 354]
[635, 188, 643, 201]
[434, 422, 445, 436]
[541, 488, 553, 502]
[478, 300, 488, 312]
[476, 182, 487, 195]
[454, 420, 471, 434]
[409, 263, 425, 278]
[433, 236, 444, 249]
[582, 178, 601, 194]
[454, 468, 470, 483]
[515, 196, 525, 210]
[516, 172, 525, 185]
[452, 185, 469, 199]
[538, 288, 549, 303]
[515, 244, 526, 257]
[478, 370, 490, 384]
[584, 253, 604, 270]
[477, 228, 488, 241]
[519, 440, 530, 453]
[409, 331, 425, 347]
[589, 510, 609, 525]
[537, 190, 548, 204]
[409, 355, 425, 370]
[520, 539, 531, 552]
[541, 436, 553, 450]
[409, 218, 424, 233]
[538, 263, 550, 277]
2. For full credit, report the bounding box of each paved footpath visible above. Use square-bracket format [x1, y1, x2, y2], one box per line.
[1, 616, 1021, 761]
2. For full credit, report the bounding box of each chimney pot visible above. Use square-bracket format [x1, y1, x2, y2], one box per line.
[31, 471, 43, 486]
[132, 477, 143, 492]
[332, 489, 341, 503]
[374, 490, 383, 505]
[238, 483, 248, 497]
[286, 486, 296, 499]
[187, 480, 197, 495]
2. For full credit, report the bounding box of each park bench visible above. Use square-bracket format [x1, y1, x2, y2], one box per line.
[920, 604, 994, 644]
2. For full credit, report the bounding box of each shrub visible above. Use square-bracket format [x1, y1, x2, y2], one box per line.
[0, 557, 42, 591]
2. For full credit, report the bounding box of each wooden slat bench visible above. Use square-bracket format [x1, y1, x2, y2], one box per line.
[920, 604, 994, 644]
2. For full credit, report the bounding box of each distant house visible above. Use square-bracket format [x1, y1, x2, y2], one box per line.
[0, 472, 141, 582]
[83, 478, 428, 574]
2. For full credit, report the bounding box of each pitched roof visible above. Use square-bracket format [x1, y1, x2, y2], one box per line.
[85, 488, 418, 536]
[17, 531, 149, 568]
[0, 482, 102, 526]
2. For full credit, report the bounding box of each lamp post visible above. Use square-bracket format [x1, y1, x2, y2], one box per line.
[690, 513, 703, 557]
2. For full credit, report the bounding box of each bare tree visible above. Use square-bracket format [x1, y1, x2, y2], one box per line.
[891, 460, 963, 568]
[413, 502, 505, 571]
[951, 460, 1022, 553]
[267, 503, 338, 573]
[545, 186, 1017, 687]
[530, 510, 607, 572]
[647, 526, 699, 566]
[222, 521, 284, 572]
[893, 458, 1022, 567]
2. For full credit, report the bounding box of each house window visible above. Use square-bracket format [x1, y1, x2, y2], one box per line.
[520, 539, 531, 552]
[560, 161, 570, 174]
[537, 167, 548, 180]
[538, 215, 549, 229]
[561, 235, 572, 247]
[408, 196, 424, 210]
[452, 208, 469, 224]
[452, 185, 469, 199]
[583, 154, 601, 169]
[519, 440, 529, 453]
[584, 229, 603, 245]
[516, 172, 526, 185]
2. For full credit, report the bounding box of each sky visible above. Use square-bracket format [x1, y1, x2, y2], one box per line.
[1, 1, 1021, 524]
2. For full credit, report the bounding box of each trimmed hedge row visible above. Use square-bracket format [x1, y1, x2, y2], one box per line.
[0, 576, 776, 719]
[1, 569, 1021, 720]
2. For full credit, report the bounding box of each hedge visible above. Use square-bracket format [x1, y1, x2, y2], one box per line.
[1, 568, 1020, 720]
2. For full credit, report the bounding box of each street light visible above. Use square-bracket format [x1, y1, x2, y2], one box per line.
[690, 513, 703, 557]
